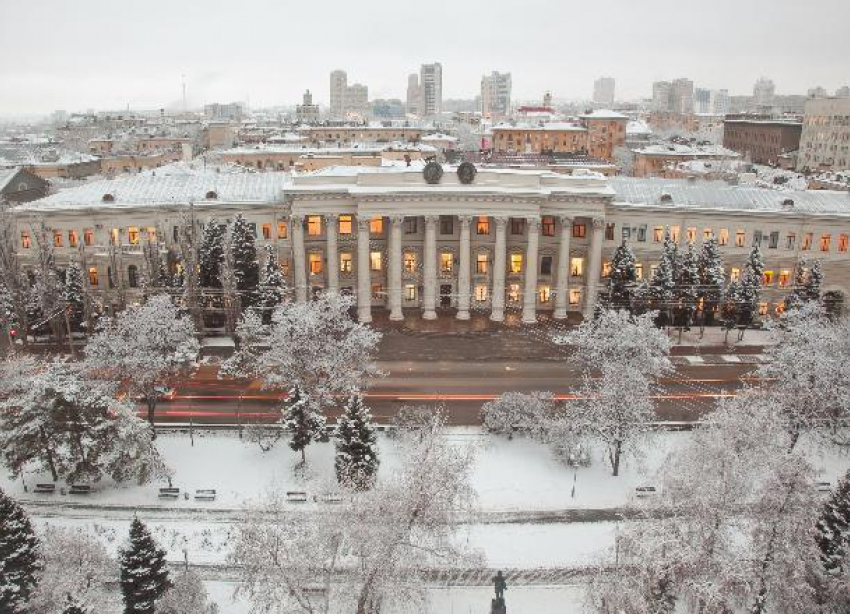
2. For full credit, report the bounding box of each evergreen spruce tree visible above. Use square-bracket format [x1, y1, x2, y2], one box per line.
[697, 237, 725, 324]
[815, 470, 850, 575]
[63, 260, 85, 332]
[229, 214, 260, 310]
[119, 518, 170, 614]
[258, 244, 286, 324]
[61, 594, 89, 614]
[335, 392, 380, 490]
[648, 228, 677, 325]
[282, 386, 326, 465]
[738, 244, 765, 325]
[805, 259, 823, 303]
[0, 487, 42, 612]
[675, 242, 699, 328]
[605, 241, 637, 311]
[198, 220, 225, 288]
[785, 258, 809, 311]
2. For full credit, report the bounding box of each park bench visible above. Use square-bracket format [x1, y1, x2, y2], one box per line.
[34, 483, 56, 494]
[69, 484, 92, 495]
[314, 493, 344, 504]
[158, 487, 180, 500]
[635, 486, 657, 498]
[816, 481, 832, 493]
[194, 489, 217, 502]
[286, 491, 308, 503]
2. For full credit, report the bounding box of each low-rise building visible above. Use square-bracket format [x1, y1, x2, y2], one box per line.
[631, 143, 740, 178]
[723, 116, 802, 165]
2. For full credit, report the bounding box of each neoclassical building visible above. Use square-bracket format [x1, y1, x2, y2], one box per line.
[12, 163, 850, 324]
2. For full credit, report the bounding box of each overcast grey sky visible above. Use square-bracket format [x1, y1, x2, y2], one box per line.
[0, 0, 848, 116]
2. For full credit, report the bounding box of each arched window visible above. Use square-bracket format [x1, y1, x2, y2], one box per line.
[128, 265, 139, 288]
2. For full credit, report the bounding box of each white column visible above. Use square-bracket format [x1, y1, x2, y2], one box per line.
[522, 217, 541, 324]
[456, 215, 472, 320]
[389, 215, 404, 321]
[325, 214, 338, 294]
[583, 217, 605, 319]
[553, 215, 572, 319]
[490, 216, 507, 322]
[291, 214, 307, 304]
[356, 215, 372, 323]
[422, 215, 438, 320]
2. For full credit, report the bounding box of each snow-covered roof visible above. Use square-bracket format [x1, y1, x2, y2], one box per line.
[632, 143, 740, 158]
[579, 109, 629, 120]
[0, 168, 20, 192]
[222, 143, 435, 155]
[491, 122, 586, 132]
[421, 133, 459, 142]
[610, 177, 850, 216]
[15, 165, 288, 212]
[626, 120, 652, 135]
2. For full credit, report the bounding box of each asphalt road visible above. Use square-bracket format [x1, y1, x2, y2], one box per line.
[151, 361, 757, 425]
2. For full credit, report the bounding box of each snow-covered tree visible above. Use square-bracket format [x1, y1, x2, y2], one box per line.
[604, 241, 637, 311]
[739, 244, 765, 326]
[697, 236, 725, 324]
[231, 419, 476, 614]
[0, 202, 30, 346]
[30, 527, 113, 614]
[815, 470, 850, 576]
[0, 357, 169, 485]
[30, 221, 64, 340]
[222, 292, 382, 413]
[198, 219, 225, 288]
[785, 258, 809, 311]
[480, 391, 555, 439]
[0, 487, 41, 613]
[335, 392, 379, 490]
[756, 301, 850, 449]
[157, 569, 218, 614]
[229, 213, 260, 310]
[258, 244, 287, 324]
[648, 228, 677, 324]
[674, 241, 699, 328]
[389, 404, 443, 440]
[84, 294, 199, 426]
[119, 518, 171, 614]
[61, 594, 89, 614]
[283, 386, 326, 466]
[63, 260, 85, 333]
[806, 259, 823, 303]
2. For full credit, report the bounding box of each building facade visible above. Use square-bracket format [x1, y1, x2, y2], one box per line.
[481, 71, 512, 119]
[593, 77, 615, 106]
[12, 168, 850, 326]
[797, 97, 850, 172]
[420, 63, 443, 117]
[723, 117, 803, 165]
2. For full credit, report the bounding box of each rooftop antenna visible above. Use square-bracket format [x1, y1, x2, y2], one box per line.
[182, 74, 187, 112]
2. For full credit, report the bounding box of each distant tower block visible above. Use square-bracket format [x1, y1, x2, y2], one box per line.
[543, 91, 552, 108]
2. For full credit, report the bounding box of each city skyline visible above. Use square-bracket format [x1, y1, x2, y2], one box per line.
[1, 0, 849, 117]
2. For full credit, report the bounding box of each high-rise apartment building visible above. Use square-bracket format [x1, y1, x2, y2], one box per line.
[329, 70, 369, 119]
[420, 62, 443, 117]
[652, 81, 672, 111]
[406, 74, 421, 115]
[695, 88, 730, 115]
[797, 97, 850, 172]
[670, 78, 694, 113]
[593, 77, 615, 106]
[481, 71, 512, 118]
[753, 77, 776, 108]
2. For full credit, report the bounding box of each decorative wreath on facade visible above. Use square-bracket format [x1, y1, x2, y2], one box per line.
[423, 160, 444, 185]
[457, 161, 477, 184]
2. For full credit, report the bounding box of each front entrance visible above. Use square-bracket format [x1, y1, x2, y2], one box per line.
[439, 284, 453, 308]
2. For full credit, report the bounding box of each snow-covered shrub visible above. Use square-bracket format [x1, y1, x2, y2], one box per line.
[480, 391, 555, 439]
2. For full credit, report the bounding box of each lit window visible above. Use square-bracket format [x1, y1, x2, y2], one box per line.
[802, 233, 812, 251]
[307, 216, 322, 236]
[476, 253, 488, 274]
[569, 289, 581, 305]
[763, 270, 774, 285]
[758, 302, 769, 316]
[128, 227, 140, 245]
[669, 226, 680, 243]
[508, 284, 521, 302]
[68, 230, 78, 247]
[653, 226, 664, 242]
[686, 227, 697, 243]
[84, 229, 94, 246]
[340, 253, 352, 273]
[839, 234, 848, 252]
[21, 231, 30, 248]
[110, 228, 119, 245]
[277, 222, 288, 239]
[475, 285, 488, 301]
[821, 234, 831, 252]
[570, 257, 584, 277]
[309, 253, 323, 275]
[370, 217, 384, 235]
[53, 231, 63, 247]
[440, 252, 453, 273]
[730, 268, 740, 281]
[573, 223, 586, 238]
[405, 284, 417, 301]
[370, 252, 382, 271]
[735, 230, 746, 247]
[650, 265, 658, 278]
[510, 254, 523, 274]
[542, 217, 555, 237]
[602, 261, 612, 277]
[718, 229, 729, 245]
[476, 216, 490, 235]
[703, 228, 713, 240]
[262, 223, 272, 240]
[146, 227, 157, 242]
[88, 267, 99, 286]
[779, 270, 791, 287]
[539, 286, 551, 303]
[635, 263, 643, 279]
[371, 283, 383, 300]
[338, 215, 352, 235]
[280, 258, 290, 276]
[403, 252, 416, 272]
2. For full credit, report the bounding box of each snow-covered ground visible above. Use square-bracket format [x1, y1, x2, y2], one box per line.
[5, 428, 848, 513]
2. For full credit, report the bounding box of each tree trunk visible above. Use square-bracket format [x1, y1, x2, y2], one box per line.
[611, 441, 622, 477]
[147, 395, 158, 438]
[39, 426, 58, 482]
